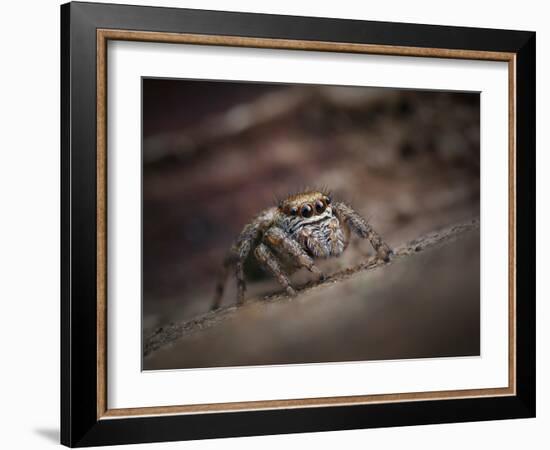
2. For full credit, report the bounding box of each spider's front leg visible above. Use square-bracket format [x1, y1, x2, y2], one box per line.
[333, 202, 393, 262]
[211, 208, 277, 310]
[254, 243, 297, 297]
[264, 227, 325, 281]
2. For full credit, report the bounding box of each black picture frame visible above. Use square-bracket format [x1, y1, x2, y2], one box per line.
[61, 1, 535, 447]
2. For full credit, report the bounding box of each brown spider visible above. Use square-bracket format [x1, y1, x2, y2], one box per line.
[211, 190, 392, 310]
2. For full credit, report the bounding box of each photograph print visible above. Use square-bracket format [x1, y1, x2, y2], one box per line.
[142, 78, 480, 371]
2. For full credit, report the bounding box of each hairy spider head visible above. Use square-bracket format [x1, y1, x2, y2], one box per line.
[279, 191, 332, 219]
[276, 191, 344, 258]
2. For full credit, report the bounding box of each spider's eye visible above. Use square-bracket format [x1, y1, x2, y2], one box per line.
[315, 200, 326, 214]
[301, 204, 313, 218]
[325, 196, 331, 205]
[289, 207, 298, 216]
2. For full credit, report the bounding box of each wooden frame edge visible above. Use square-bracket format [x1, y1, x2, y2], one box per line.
[100, 387, 515, 419]
[508, 55, 517, 395]
[98, 28, 515, 61]
[95, 28, 517, 420]
[97, 29, 108, 419]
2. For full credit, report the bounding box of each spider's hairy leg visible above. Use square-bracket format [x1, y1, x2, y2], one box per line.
[264, 227, 325, 280]
[227, 207, 278, 306]
[327, 217, 347, 255]
[254, 243, 297, 297]
[333, 202, 393, 261]
[211, 251, 237, 310]
[235, 248, 248, 305]
[235, 225, 262, 303]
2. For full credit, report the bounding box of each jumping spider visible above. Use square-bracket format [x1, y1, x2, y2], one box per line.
[211, 190, 392, 310]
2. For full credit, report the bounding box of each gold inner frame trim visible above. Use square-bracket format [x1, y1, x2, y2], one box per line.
[96, 28, 517, 420]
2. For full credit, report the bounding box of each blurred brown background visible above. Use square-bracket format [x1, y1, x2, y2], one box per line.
[142, 79, 480, 370]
